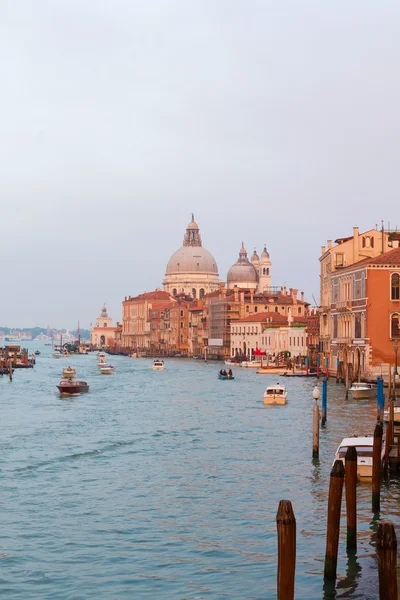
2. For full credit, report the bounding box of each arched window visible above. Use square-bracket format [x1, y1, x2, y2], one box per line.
[100, 335, 105, 345]
[192, 288, 196, 298]
[254, 306, 258, 313]
[199, 289, 205, 299]
[180, 334, 184, 343]
[180, 321, 184, 329]
[391, 273, 400, 300]
[172, 288, 177, 296]
[391, 314, 400, 338]
[103, 323, 107, 327]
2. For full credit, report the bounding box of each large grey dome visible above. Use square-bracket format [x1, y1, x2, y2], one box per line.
[166, 245, 218, 275]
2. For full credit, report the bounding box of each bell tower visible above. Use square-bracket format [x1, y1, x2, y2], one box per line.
[183, 214, 202, 247]
[258, 246, 271, 292]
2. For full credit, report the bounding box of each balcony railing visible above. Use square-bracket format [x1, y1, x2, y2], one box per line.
[336, 300, 352, 311]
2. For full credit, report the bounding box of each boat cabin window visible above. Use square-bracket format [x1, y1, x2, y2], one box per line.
[338, 446, 373, 458]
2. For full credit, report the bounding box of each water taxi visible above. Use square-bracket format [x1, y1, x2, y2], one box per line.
[152, 359, 165, 371]
[62, 367, 76, 379]
[99, 364, 115, 375]
[349, 382, 377, 399]
[57, 380, 89, 395]
[263, 384, 288, 405]
[334, 436, 374, 480]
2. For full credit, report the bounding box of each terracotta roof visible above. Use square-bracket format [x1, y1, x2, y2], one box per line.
[125, 291, 172, 302]
[236, 311, 288, 324]
[358, 247, 400, 266]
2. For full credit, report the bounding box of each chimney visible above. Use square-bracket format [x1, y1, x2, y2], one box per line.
[291, 288, 298, 304]
[301, 291, 304, 302]
[327, 240, 332, 249]
[283, 285, 287, 295]
[353, 226, 359, 262]
[321, 245, 326, 255]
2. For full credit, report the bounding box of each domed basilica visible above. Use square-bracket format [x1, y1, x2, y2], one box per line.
[163, 215, 220, 298]
[163, 216, 272, 297]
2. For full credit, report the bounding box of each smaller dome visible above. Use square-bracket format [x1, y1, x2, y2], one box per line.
[251, 249, 259, 264]
[227, 242, 259, 286]
[261, 246, 270, 260]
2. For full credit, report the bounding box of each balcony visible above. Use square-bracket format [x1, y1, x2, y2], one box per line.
[331, 337, 352, 346]
[336, 300, 351, 312]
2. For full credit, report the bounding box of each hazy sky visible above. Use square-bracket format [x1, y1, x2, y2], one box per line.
[1, 1, 399, 329]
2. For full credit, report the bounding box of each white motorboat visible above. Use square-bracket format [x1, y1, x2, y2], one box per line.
[334, 436, 374, 480]
[152, 359, 164, 371]
[62, 367, 76, 379]
[97, 352, 106, 359]
[349, 382, 377, 399]
[52, 351, 62, 359]
[97, 360, 107, 368]
[242, 360, 262, 368]
[263, 384, 288, 405]
[99, 364, 115, 375]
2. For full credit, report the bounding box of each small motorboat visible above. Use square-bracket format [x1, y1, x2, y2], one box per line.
[99, 364, 115, 374]
[334, 436, 374, 480]
[52, 351, 62, 359]
[349, 382, 377, 399]
[218, 372, 235, 380]
[34, 350, 41, 356]
[62, 366, 76, 379]
[97, 352, 106, 359]
[57, 380, 89, 395]
[152, 359, 165, 371]
[263, 384, 288, 405]
[225, 359, 236, 366]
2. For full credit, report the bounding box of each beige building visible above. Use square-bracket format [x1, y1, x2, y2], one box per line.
[319, 226, 399, 373]
[90, 306, 117, 347]
[230, 312, 307, 358]
[163, 215, 221, 299]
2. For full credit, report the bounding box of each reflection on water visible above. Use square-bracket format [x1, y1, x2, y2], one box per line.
[0, 343, 399, 599]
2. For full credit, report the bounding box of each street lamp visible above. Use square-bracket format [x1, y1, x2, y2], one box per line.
[394, 339, 399, 376]
[313, 386, 320, 402]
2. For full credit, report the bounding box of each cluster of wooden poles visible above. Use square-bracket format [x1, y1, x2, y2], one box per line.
[277, 385, 397, 599]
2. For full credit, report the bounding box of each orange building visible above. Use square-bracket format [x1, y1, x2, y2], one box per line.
[122, 290, 173, 350]
[328, 247, 400, 378]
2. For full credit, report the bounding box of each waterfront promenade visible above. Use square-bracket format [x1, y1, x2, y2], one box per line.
[0, 342, 399, 599]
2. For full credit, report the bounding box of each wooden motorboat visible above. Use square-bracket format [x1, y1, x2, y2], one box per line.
[34, 350, 41, 355]
[334, 436, 374, 480]
[99, 364, 115, 375]
[349, 382, 377, 399]
[57, 379, 89, 395]
[263, 384, 288, 405]
[62, 366, 76, 379]
[152, 359, 164, 371]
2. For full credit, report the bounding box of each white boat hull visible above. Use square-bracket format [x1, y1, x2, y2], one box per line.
[100, 368, 114, 375]
[350, 388, 376, 399]
[152, 366, 164, 371]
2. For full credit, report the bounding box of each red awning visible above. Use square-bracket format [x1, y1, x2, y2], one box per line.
[253, 347, 266, 356]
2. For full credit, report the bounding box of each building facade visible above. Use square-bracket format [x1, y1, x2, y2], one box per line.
[90, 306, 118, 348]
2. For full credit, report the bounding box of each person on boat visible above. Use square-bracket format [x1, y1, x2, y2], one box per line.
[221, 369, 227, 377]
[228, 369, 233, 378]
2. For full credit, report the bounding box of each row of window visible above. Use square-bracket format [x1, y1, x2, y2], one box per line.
[172, 288, 205, 298]
[332, 272, 400, 303]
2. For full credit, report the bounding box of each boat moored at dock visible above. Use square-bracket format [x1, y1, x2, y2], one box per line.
[334, 436, 374, 480]
[349, 382, 377, 399]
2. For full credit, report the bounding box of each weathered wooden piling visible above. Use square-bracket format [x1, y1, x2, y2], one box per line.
[324, 459, 345, 580]
[372, 422, 383, 513]
[345, 446, 357, 550]
[9, 358, 12, 381]
[376, 522, 398, 600]
[321, 377, 327, 425]
[276, 500, 296, 600]
[345, 364, 350, 399]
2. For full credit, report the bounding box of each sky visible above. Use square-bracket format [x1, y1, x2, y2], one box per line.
[1, 0, 399, 329]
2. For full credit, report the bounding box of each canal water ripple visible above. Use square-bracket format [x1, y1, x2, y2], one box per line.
[0, 343, 399, 599]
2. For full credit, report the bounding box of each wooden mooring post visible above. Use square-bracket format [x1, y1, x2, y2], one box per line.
[376, 522, 398, 600]
[372, 422, 383, 513]
[9, 358, 12, 381]
[313, 401, 319, 458]
[276, 500, 296, 600]
[324, 459, 345, 580]
[345, 446, 357, 551]
[321, 377, 327, 425]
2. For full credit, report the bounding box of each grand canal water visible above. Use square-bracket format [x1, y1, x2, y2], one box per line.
[1, 343, 399, 599]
